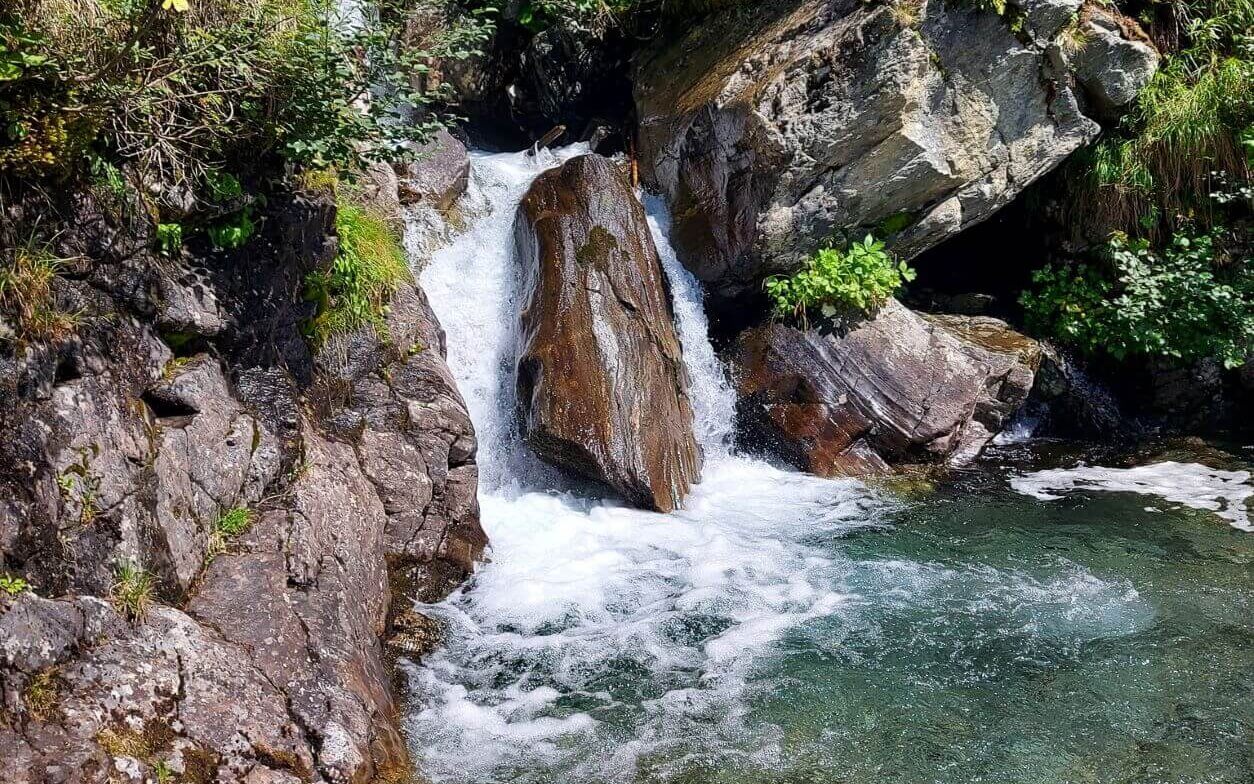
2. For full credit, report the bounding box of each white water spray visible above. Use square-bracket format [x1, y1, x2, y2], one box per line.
[409, 149, 890, 780]
[407, 149, 1165, 784]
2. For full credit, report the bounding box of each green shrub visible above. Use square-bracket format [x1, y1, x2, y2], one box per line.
[205, 208, 256, 249]
[1021, 230, 1254, 368]
[0, 573, 30, 596]
[1071, 0, 1254, 238]
[765, 235, 915, 327]
[215, 506, 252, 537]
[1, 0, 492, 193]
[304, 202, 411, 346]
[155, 223, 183, 256]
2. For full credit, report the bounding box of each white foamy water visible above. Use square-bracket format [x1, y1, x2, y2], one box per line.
[408, 149, 1156, 783]
[644, 195, 738, 457]
[411, 148, 889, 780]
[1011, 461, 1254, 531]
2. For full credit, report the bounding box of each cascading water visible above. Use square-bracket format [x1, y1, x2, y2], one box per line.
[410, 147, 890, 780]
[405, 149, 1254, 784]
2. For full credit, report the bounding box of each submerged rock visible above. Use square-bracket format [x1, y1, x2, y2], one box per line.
[728, 301, 1040, 476]
[635, 0, 1158, 300]
[515, 154, 701, 511]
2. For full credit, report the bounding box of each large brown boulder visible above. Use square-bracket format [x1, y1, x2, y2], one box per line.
[514, 154, 701, 511]
[635, 0, 1158, 300]
[728, 301, 1040, 476]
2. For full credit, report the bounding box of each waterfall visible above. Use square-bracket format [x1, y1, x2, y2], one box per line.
[644, 196, 738, 460]
[403, 148, 1200, 784]
[419, 146, 590, 492]
[409, 149, 890, 782]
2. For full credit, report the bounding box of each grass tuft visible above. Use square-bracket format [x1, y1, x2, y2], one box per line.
[304, 202, 411, 347]
[111, 561, 154, 622]
[208, 505, 253, 559]
[0, 241, 81, 344]
[24, 669, 60, 722]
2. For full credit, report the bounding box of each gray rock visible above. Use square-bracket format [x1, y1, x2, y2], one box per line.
[1069, 6, 1161, 118]
[189, 427, 404, 783]
[153, 260, 225, 337]
[147, 355, 280, 593]
[515, 154, 702, 512]
[635, 0, 1158, 299]
[346, 282, 488, 603]
[728, 301, 1040, 475]
[1011, 0, 1083, 42]
[397, 128, 471, 211]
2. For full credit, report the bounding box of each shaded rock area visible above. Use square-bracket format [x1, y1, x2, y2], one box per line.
[635, 0, 1159, 300]
[728, 300, 1040, 476]
[0, 142, 483, 782]
[515, 154, 701, 512]
[397, 129, 471, 212]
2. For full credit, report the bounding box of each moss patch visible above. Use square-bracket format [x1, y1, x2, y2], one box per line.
[576, 225, 618, 266]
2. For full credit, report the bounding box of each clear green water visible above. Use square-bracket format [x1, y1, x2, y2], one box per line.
[407, 449, 1254, 784]
[726, 473, 1254, 784]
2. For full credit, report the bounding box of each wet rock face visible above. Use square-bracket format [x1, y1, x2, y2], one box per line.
[635, 0, 1158, 300]
[728, 301, 1039, 476]
[515, 154, 701, 512]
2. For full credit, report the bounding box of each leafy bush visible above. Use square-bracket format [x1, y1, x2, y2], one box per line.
[208, 505, 253, 557]
[1, 0, 491, 194]
[765, 235, 915, 326]
[155, 223, 183, 256]
[1021, 230, 1254, 368]
[205, 208, 256, 249]
[304, 202, 411, 346]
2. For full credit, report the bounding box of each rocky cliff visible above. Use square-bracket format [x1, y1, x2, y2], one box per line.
[0, 137, 484, 783]
[635, 0, 1158, 299]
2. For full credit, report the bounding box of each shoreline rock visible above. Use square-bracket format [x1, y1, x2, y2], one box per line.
[727, 300, 1040, 476]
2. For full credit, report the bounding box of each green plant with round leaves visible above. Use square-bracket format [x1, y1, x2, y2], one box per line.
[1021, 229, 1254, 369]
[765, 234, 915, 327]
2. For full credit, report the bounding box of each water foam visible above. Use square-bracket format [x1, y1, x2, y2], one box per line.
[412, 148, 888, 780]
[419, 146, 588, 491]
[644, 196, 738, 457]
[410, 149, 1158, 783]
[1011, 461, 1254, 531]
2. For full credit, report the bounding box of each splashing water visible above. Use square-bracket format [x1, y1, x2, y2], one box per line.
[409, 150, 1254, 784]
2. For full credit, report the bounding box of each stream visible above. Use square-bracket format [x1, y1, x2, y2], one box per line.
[405, 149, 1254, 784]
